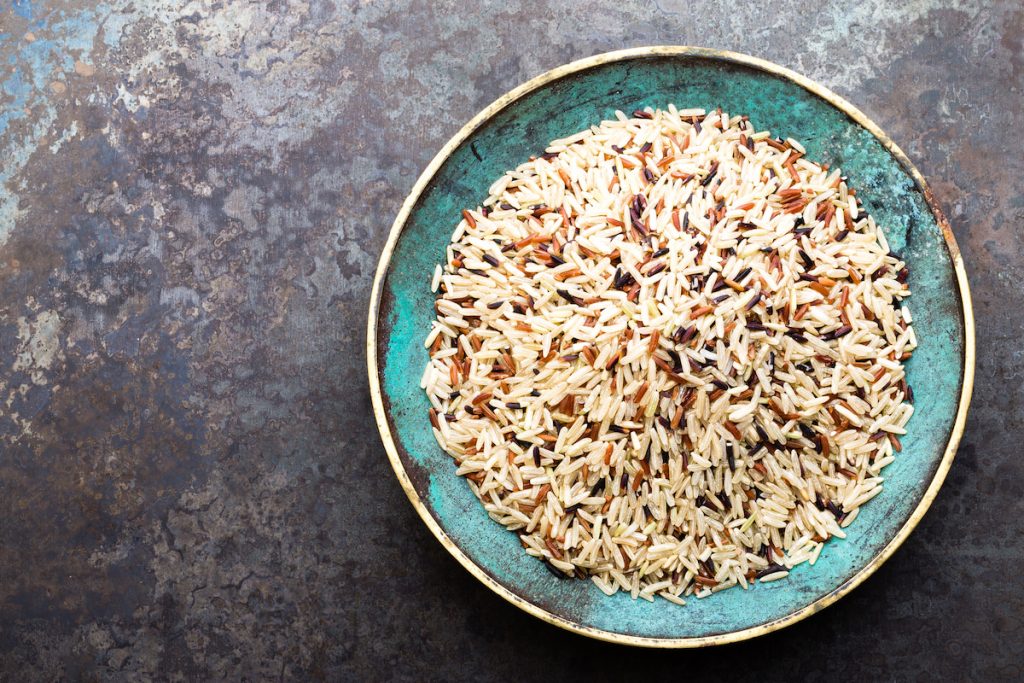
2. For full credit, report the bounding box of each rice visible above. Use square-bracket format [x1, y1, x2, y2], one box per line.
[422, 106, 915, 604]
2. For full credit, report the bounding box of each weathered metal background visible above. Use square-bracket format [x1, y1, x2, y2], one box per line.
[0, 1, 1020, 679]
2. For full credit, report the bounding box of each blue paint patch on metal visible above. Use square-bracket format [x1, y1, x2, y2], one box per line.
[98, 8, 133, 47]
[0, 4, 120, 242]
[1, 70, 28, 136]
[12, 0, 33, 20]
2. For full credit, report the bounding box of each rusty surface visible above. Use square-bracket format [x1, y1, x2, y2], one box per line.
[0, 1, 1021, 680]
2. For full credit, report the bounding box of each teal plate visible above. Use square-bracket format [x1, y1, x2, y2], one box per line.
[367, 47, 974, 647]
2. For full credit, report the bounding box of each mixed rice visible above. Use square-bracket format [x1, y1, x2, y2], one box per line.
[421, 106, 915, 604]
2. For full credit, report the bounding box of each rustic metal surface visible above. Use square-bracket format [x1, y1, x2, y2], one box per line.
[0, 1, 1020, 680]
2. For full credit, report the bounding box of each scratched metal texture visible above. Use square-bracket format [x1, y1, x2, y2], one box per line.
[0, 1, 1020, 681]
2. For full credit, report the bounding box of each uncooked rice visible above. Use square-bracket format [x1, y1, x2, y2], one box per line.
[420, 106, 915, 604]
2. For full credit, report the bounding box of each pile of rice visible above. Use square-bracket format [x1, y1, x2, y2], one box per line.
[421, 106, 915, 604]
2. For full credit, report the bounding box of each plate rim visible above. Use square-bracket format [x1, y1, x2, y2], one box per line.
[365, 46, 976, 648]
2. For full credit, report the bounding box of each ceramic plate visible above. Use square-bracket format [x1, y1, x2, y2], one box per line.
[367, 47, 974, 646]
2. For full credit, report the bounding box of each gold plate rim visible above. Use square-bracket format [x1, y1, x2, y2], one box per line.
[365, 46, 976, 648]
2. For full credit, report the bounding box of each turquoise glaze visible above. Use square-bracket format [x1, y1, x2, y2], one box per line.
[374, 54, 966, 640]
